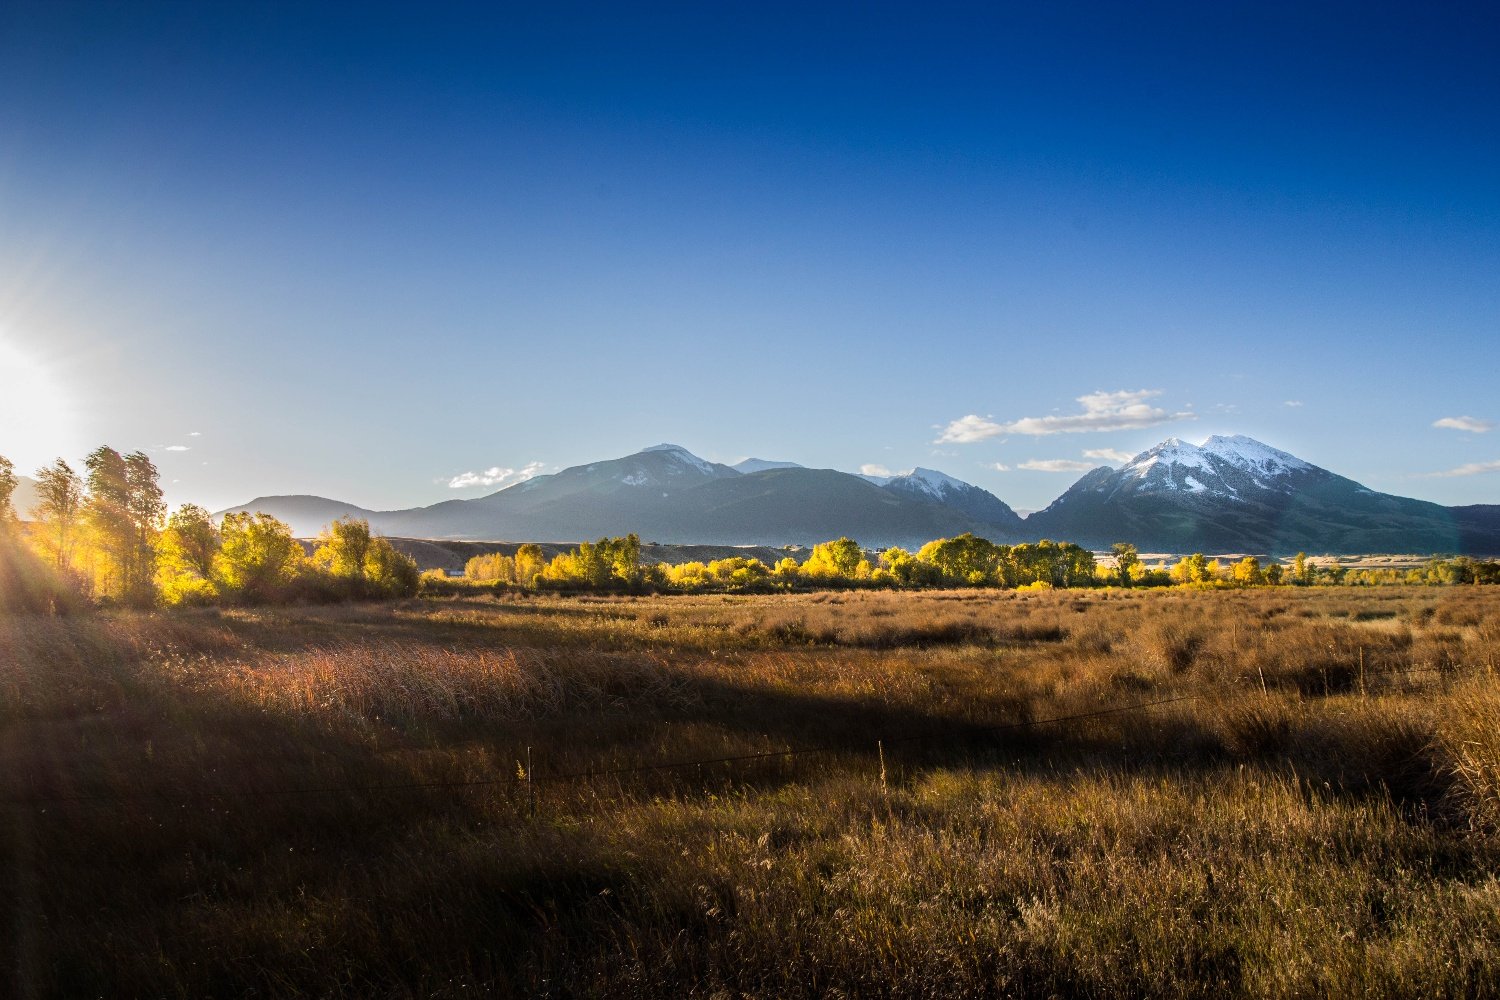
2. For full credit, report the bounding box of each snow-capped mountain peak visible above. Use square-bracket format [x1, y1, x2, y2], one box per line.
[877, 466, 1024, 530]
[637, 443, 718, 476]
[1199, 434, 1312, 473]
[1125, 438, 1212, 477]
[893, 467, 971, 498]
[1108, 434, 1320, 500]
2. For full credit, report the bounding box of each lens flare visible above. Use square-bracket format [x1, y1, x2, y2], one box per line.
[0, 332, 83, 471]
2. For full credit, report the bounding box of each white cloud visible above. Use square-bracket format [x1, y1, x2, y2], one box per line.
[933, 414, 1005, 443]
[936, 389, 1193, 442]
[1019, 458, 1095, 473]
[1083, 448, 1133, 464]
[860, 463, 894, 477]
[163, 445, 190, 452]
[448, 461, 547, 489]
[1422, 459, 1500, 478]
[188, 431, 202, 437]
[1283, 400, 1303, 408]
[988, 462, 1011, 472]
[1434, 416, 1492, 433]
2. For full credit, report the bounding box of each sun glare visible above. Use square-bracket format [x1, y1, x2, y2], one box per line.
[0, 333, 83, 472]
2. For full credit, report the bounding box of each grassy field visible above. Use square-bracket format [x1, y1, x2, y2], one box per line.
[3, 587, 1499, 997]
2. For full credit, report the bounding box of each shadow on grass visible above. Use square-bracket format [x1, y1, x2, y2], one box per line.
[2, 598, 1481, 998]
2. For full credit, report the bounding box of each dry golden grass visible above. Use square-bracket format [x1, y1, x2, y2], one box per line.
[2, 586, 1498, 996]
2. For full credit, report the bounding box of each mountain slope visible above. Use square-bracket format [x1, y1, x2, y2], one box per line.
[1028, 435, 1495, 554]
[218, 496, 380, 538]
[881, 468, 1026, 535]
[732, 458, 803, 474]
[221, 446, 1027, 546]
[382, 461, 1020, 547]
[217, 437, 1500, 554]
[624, 466, 1010, 547]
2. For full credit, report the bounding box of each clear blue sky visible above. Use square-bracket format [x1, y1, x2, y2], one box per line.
[2, 1, 1497, 512]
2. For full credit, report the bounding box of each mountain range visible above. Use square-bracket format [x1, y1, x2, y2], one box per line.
[219, 437, 1500, 555]
[224, 444, 1025, 549]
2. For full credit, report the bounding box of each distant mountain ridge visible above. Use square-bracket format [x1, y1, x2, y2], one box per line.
[1027, 435, 1500, 554]
[222, 444, 1026, 548]
[220, 437, 1500, 555]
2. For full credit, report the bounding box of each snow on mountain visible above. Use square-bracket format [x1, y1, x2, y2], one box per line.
[219, 434, 1500, 553]
[1112, 435, 1317, 500]
[879, 467, 1025, 533]
[1028, 432, 1495, 554]
[903, 467, 972, 497]
[857, 468, 973, 496]
[640, 443, 720, 477]
[1124, 437, 1213, 477]
[1199, 434, 1312, 475]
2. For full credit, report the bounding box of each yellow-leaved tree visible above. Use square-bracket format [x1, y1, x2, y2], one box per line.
[801, 537, 870, 580]
[156, 504, 221, 606]
[215, 512, 304, 602]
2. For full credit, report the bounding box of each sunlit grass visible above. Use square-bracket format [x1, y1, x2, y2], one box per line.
[2, 586, 1498, 995]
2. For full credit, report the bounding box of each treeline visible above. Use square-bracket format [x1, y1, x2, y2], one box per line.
[460, 534, 1500, 594]
[0, 450, 418, 612]
[1153, 550, 1500, 587]
[7, 448, 1494, 612]
[461, 533, 1099, 592]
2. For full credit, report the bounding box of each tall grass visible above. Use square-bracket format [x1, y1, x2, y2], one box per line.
[2, 586, 1498, 996]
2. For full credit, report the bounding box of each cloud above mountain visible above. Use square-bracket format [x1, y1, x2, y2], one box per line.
[1424, 459, 1500, 478]
[447, 461, 547, 489]
[1083, 448, 1134, 464]
[936, 389, 1193, 442]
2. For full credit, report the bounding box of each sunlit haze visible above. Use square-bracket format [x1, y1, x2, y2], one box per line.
[0, 331, 87, 474]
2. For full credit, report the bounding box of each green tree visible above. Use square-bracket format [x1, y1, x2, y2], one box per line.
[610, 532, 642, 584]
[878, 546, 937, 586]
[83, 448, 164, 603]
[156, 505, 221, 605]
[162, 505, 219, 579]
[314, 516, 373, 581]
[916, 533, 1002, 585]
[32, 458, 84, 572]
[1171, 553, 1210, 585]
[84, 446, 132, 596]
[1292, 552, 1311, 586]
[1111, 542, 1140, 587]
[364, 537, 420, 597]
[215, 512, 304, 602]
[124, 451, 165, 602]
[0, 454, 15, 524]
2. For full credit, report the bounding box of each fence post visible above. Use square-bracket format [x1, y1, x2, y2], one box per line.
[877, 740, 887, 796]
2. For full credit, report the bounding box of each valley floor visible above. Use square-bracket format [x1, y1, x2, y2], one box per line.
[3, 587, 1499, 997]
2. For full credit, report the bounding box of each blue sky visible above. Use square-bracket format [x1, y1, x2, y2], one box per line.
[1, 1, 1497, 513]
